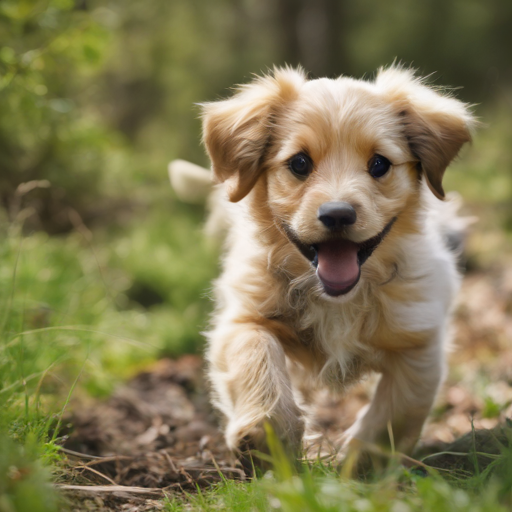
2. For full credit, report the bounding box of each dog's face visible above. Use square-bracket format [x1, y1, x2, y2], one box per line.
[263, 80, 419, 298]
[202, 67, 474, 299]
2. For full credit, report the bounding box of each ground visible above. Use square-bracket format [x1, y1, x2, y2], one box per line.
[56, 267, 512, 511]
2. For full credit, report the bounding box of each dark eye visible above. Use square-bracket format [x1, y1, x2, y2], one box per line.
[369, 154, 392, 178]
[289, 153, 312, 179]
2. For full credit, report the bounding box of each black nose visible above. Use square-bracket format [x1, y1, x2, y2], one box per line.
[317, 201, 357, 229]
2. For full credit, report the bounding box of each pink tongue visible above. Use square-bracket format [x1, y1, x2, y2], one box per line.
[317, 240, 360, 290]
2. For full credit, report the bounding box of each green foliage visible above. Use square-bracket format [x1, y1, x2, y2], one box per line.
[0, 201, 217, 409]
[0, 0, 131, 232]
[482, 397, 501, 419]
[2, 0, 511, 233]
[0, 435, 60, 512]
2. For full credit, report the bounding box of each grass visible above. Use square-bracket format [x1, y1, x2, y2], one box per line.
[1, 105, 512, 510]
[162, 434, 512, 512]
[0, 189, 218, 511]
[0, 435, 61, 512]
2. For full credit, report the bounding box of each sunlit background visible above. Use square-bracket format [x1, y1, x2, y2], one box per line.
[1, 1, 512, 509]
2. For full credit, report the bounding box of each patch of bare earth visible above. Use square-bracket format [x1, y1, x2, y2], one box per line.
[60, 268, 512, 510]
[60, 355, 241, 510]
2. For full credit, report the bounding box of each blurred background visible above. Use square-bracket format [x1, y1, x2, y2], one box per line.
[1, 0, 512, 429]
[2, 0, 512, 229]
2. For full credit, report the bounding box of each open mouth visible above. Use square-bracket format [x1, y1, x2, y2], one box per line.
[282, 217, 396, 297]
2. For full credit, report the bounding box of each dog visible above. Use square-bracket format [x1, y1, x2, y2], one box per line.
[169, 65, 476, 465]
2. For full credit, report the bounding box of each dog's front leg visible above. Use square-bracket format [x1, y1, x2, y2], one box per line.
[207, 322, 304, 463]
[345, 338, 445, 456]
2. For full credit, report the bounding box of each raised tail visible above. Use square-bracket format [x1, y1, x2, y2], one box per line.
[168, 159, 213, 204]
[168, 159, 229, 240]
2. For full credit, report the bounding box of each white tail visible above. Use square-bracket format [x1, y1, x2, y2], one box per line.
[168, 159, 212, 204]
[168, 159, 229, 240]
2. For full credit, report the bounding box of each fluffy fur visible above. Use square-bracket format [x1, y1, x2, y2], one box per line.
[187, 66, 476, 458]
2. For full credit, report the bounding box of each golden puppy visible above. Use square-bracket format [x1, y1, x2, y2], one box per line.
[180, 66, 476, 462]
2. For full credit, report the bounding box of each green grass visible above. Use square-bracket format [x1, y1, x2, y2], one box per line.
[0, 435, 61, 512]
[162, 434, 512, 512]
[165, 418, 512, 510]
[0, 190, 218, 510]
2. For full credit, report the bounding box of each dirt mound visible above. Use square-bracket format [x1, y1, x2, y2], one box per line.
[64, 357, 241, 489]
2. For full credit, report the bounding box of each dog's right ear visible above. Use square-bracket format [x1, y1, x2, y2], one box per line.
[201, 68, 305, 202]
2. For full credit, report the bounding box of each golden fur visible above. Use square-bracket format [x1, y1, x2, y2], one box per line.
[195, 66, 475, 458]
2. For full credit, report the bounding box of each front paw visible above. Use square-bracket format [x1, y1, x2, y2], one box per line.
[228, 420, 304, 477]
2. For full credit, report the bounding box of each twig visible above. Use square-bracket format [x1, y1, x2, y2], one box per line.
[75, 465, 118, 486]
[81, 455, 133, 466]
[55, 484, 163, 495]
[209, 450, 246, 480]
[179, 467, 195, 486]
[421, 451, 501, 461]
[163, 451, 179, 474]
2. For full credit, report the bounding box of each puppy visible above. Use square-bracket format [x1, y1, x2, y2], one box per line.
[179, 66, 476, 462]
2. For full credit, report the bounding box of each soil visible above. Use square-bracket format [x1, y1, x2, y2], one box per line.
[60, 268, 512, 511]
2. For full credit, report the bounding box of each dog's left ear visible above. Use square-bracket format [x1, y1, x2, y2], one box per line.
[376, 67, 477, 199]
[202, 67, 306, 202]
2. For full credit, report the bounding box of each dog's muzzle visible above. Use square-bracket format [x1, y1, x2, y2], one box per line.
[281, 217, 397, 297]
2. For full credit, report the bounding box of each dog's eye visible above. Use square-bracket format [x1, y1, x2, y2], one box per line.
[369, 155, 392, 178]
[289, 153, 312, 179]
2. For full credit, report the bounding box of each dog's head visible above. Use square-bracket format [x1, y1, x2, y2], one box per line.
[202, 67, 475, 299]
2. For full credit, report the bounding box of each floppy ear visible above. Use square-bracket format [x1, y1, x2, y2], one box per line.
[376, 67, 476, 199]
[201, 67, 306, 202]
